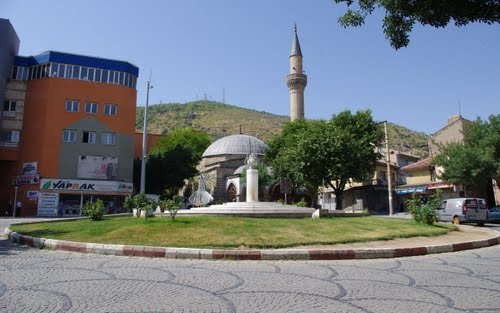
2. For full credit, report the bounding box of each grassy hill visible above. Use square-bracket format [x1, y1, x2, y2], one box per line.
[136, 101, 430, 158]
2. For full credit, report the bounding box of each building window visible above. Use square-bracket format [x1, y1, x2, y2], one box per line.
[3, 101, 16, 112]
[0, 130, 20, 143]
[65, 100, 79, 112]
[82, 131, 96, 144]
[85, 102, 98, 114]
[102, 132, 115, 145]
[63, 130, 77, 143]
[65, 65, 73, 79]
[101, 70, 109, 83]
[379, 171, 387, 183]
[104, 103, 117, 115]
[88, 68, 95, 81]
[95, 69, 101, 82]
[81, 67, 88, 80]
[72, 65, 80, 79]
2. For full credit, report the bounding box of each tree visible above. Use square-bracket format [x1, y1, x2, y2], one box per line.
[433, 114, 500, 191]
[266, 119, 324, 206]
[334, 1, 500, 49]
[145, 127, 211, 197]
[266, 110, 383, 209]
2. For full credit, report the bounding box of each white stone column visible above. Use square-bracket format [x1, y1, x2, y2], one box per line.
[246, 168, 258, 202]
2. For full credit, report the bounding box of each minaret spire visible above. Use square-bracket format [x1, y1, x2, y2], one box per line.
[291, 23, 302, 57]
[286, 24, 307, 121]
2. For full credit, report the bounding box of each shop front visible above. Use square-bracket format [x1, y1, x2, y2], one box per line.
[38, 178, 133, 217]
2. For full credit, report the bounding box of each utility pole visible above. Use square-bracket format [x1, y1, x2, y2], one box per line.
[140, 79, 153, 194]
[384, 121, 393, 215]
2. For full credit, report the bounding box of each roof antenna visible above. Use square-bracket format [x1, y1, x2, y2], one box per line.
[458, 99, 462, 116]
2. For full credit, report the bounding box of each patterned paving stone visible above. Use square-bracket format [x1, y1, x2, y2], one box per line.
[1, 219, 499, 312]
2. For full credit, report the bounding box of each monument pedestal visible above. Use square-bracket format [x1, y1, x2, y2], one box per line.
[246, 168, 258, 202]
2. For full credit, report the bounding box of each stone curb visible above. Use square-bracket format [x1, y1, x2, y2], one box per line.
[5, 227, 500, 260]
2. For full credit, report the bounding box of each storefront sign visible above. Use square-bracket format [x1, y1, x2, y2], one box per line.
[22, 162, 37, 175]
[77, 155, 118, 180]
[395, 186, 427, 195]
[40, 178, 132, 194]
[27, 190, 39, 200]
[117, 182, 133, 193]
[427, 182, 453, 190]
[37, 192, 59, 216]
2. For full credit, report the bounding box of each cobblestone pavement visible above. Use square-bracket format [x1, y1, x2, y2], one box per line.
[0, 237, 498, 312]
[2, 218, 500, 312]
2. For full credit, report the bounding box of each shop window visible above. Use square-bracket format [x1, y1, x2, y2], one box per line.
[85, 102, 98, 114]
[63, 130, 77, 143]
[102, 132, 116, 145]
[65, 100, 79, 112]
[104, 103, 117, 115]
[82, 131, 96, 144]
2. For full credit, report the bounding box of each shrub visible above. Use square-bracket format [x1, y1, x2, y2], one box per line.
[165, 196, 181, 221]
[123, 195, 134, 213]
[295, 198, 307, 207]
[83, 199, 105, 221]
[406, 190, 441, 225]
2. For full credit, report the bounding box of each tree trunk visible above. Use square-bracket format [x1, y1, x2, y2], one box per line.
[334, 189, 343, 211]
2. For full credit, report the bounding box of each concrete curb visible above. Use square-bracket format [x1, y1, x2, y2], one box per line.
[5, 226, 500, 260]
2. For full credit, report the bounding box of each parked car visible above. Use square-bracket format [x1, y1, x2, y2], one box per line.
[436, 198, 487, 226]
[487, 206, 500, 223]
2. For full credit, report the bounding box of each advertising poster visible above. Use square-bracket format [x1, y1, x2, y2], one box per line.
[77, 155, 118, 180]
[37, 192, 59, 216]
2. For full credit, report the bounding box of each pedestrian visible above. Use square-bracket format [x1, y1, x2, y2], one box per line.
[15, 201, 22, 217]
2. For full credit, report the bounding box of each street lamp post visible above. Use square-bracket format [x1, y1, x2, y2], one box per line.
[140, 80, 153, 194]
[384, 121, 394, 216]
[372, 121, 394, 216]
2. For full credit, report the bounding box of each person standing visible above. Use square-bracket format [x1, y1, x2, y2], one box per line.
[15, 201, 22, 217]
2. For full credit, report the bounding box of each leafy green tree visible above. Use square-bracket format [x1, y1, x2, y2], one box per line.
[334, 0, 500, 49]
[322, 111, 383, 210]
[433, 114, 500, 191]
[266, 110, 383, 209]
[266, 119, 324, 206]
[145, 127, 211, 197]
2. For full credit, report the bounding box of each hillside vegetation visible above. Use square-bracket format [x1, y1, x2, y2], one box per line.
[136, 101, 429, 157]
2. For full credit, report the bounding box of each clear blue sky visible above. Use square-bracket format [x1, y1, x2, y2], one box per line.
[2, 0, 499, 134]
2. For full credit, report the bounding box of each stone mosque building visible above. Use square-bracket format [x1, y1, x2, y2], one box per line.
[198, 27, 307, 202]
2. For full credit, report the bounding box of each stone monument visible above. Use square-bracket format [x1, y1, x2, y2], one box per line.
[245, 153, 259, 202]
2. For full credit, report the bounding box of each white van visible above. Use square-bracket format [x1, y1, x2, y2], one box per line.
[437, 198, 487, 226]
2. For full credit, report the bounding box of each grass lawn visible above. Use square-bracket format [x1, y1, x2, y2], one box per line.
[10, 216, 456, 249]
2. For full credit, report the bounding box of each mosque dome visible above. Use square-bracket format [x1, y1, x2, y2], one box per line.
[202, 134, 268, 158]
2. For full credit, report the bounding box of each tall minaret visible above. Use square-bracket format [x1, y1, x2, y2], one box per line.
[286, 24, 307, 121]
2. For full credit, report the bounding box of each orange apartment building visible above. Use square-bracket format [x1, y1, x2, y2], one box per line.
[0, 19, 139, 216]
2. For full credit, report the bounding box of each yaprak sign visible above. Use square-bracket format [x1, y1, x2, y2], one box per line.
[40, 179, 132, 193]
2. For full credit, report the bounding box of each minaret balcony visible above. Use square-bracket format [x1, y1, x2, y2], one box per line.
[286, 73, 307, 90]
